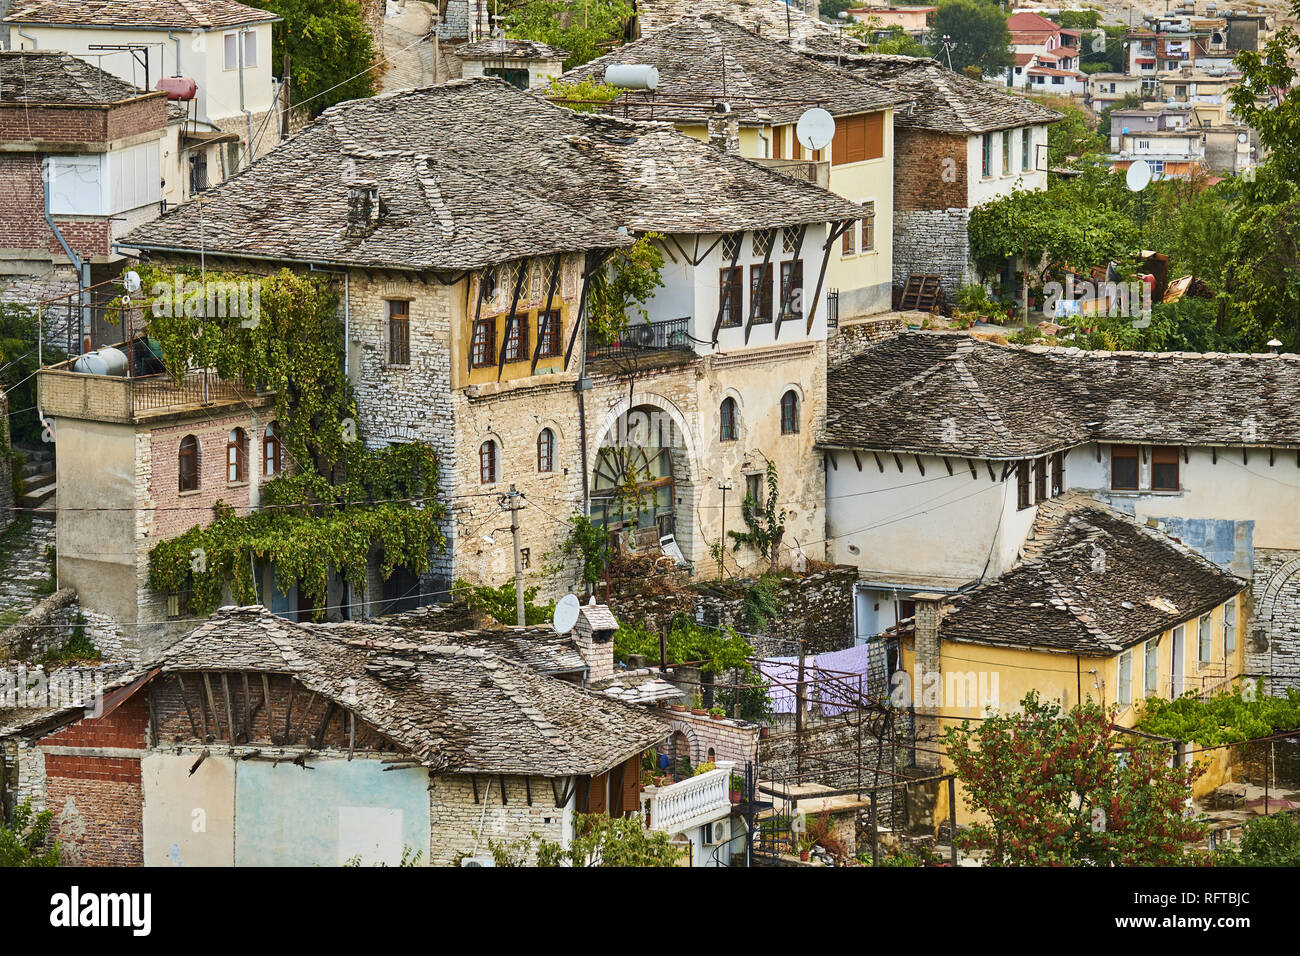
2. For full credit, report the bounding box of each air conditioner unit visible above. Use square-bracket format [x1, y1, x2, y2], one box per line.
[460, 856, 495, 867]
[704, 819, 731, 845]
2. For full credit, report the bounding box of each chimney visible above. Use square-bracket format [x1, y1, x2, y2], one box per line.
[707, 103, 740, 154]
[574, 596, 617, 683]
[910, 592, 949, 772]
[345, 181, 380, 238]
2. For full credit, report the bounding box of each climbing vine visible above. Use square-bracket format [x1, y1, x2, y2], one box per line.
[587, 233, 665, 344]
[728, 462, 787, 569]
[135, 266, 446, 617]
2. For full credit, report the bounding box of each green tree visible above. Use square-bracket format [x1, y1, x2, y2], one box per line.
[0, 799, 61, 867]
[533, 813, 684, 866]
[261, 0, 377, 117]
[845, 19, 933, 57]
[1229, 2, 1300, 185]
[587, 234, 665, 343]
[1047, 103, 1106, 169]
[502, 0, 634, 70]
[929, 0, 1015, 77]
[1217, 812, 1300, 866]
[945, 692, 1207, 866]
[557, 514, 610, 591]
[0, 303, 62, 446]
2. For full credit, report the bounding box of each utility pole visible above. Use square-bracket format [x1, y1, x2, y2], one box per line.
[795, 639, 807, 784]
[504, 484, 526, 626]
[717, 478, 732, 580]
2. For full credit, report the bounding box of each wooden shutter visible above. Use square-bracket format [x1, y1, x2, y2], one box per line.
[586, 771, 609, 815]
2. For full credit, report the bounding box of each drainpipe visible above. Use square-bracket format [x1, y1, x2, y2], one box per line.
[238, 28, 254, 167]
[15, 26, 38, 49]
[43, 163, 90, 353]
[166, 30, 183, 79]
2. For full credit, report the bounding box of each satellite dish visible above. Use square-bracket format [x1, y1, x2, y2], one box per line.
[123, 270, 141, 293]
[1126, 159, 1153, 192]
[552, 593, 581, 635]
[796, 108, 835, 151]
[1237, 132, 1248, 143]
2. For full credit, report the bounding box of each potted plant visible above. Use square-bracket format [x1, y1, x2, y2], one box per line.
[728, 773, 744, 805]
[709, 706, 726, 721]
[690, 693, 707, 716]
[667, 698, 686, 712]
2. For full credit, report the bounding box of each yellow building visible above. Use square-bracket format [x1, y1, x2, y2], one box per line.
[898, 493, 1248, 823]
[559, 15, 908, 319]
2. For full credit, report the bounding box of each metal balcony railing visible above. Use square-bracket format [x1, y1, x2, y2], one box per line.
[586, 316, 692, 364]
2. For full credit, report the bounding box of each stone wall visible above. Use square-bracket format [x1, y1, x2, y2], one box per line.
[892, 207, 974, 302]
[1238, 736, 1300, 791]
[827, 314, 906, 368]
[1251, 548, 1300, 693]
[428, 773, 568, 865]
[654, 708, 759, 771]
[0, 386, 10, 533]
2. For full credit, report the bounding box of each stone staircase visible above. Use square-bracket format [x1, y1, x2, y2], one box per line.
[16, 444, 56, 512]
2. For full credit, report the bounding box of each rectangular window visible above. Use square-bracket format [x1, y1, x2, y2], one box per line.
[537, 309, 562, 357]
[745, 472, 763, 505]
[842, 219, 856, 256]
[1198, 612, 1212, 664]
[1119, 651, 1132, 705]
[982, 133, 993, 177]
[1111, 444, 1139, 490]
[830, 112, 884, 166]
[242, 29, 258, 68]
[861, 201, 876, 252]
[780, 260, 803, 318]
[719, 267, 744, 327]
[1034, 456, 1048, 503]
[1021, 128, 1031, 170]
[503, 314, 528, 362]
[470, 319, 495, 367]
[1145, 639, 1159, 695]
[1152, 446, 1179, 491]
[1001, 130, 1012, 174]
[387, 300, 410, 365]
[750, 263, 773, 323]
[1223, 599, 1236, 655]
[223, 32, 238, 70]
[1017, 460, 1031, 510]
[1051, 451, 1064, 497]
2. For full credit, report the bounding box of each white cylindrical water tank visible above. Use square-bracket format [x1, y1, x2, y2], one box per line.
[72, 346, 129, 376]
[604, 64, 659, 90]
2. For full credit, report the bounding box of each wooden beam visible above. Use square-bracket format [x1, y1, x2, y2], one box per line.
[529, 254, 561, 374]
[987, 461, 997, 482]
[893, 453, 904, 473]
[201, 673, 221, 740]
[471, 775, 480, 804]
[499, 774, 509, 805]
[944, 457, 953, 475]
[773, 224, 807, 342]
[174, 674, 201, 739]
[1212, 447, 1217, 464]
[283, 681, 296, 743]
[852, 451, 862, 471]
[348, 712, 356, 760]
[524, 776, 533, 806]
[314, 702, 337, 749]
[968, 459, 978, 480]
[914, 455, 925, 476]
[221, 673, 237, 743]
[262, 674, 274, 744]
[744, 231, 776, 345]
[496, 261, 528, 382]
[827, 452, 837, 470]
[806, 220, 853, 333]
[712, 233, 744, 344]
[873, 451, 884, 473]
[1243, 448, 1249, 466]
[241, 672, 253, 741]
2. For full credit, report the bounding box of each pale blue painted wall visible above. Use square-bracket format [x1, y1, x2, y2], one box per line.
[234, 760, 429, 866]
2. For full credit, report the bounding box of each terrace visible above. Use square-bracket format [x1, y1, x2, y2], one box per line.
[585, 316, 695, 369]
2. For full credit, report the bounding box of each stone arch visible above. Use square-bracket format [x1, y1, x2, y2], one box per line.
[1258, 555, 1300, 623]
[665, 719, 701, 765]
[587, 390, 697, 477]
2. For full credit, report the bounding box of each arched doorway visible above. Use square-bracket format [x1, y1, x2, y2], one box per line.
[592, 404, 683, 552]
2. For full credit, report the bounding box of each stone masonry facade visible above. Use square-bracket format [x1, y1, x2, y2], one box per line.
[1251, 548, 1300, 693]
[428, 773, 568, 865]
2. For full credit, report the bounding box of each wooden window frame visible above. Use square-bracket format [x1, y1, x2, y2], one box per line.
[720, 398, 738, 442]
[1034, 456, 1048, 503]
[479, 440, 497, 484]
[719, 267, 744, 328]
[982, 133, 993, 178]
[780, 390, 799, 435]
[227, 427, 248, 484]
[1118, 650, 1133, 705]
[1001, 130, 1012, 175]
[537, 428, 554, 473]
[1050, 451, 1064, 497]
[470, 318, 496, 368]
[1144, 638, 1159, 695]
[179, 435, 199, 493]
[780, 259, 803, 318]
[1151, 446, 1180, 491]
[1016, 460, 1031, 510]
[537, 309, 562, 358]
[1197, 612, 1213, 664]
[860, 201, 876, 252]
[387, 299, 411, 366]
[1021, 128, 1032, 171]
[1223, 599, 1236, 655]
[503, 313, 529, 363]
[1111, 444, 1139, 490]
[264, 422, 282, 477]
[750, 263, 773, 324]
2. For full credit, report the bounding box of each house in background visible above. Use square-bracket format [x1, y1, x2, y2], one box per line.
[1108, 105, 1205, 179]
[5, 0, 283, 168]
[802, 53, 1059, 304]
[560, 15, 909, 320]
[819, 330, 1300, 696]
[1086, 72, 1144, 109]
[454, 37, 567, 89]
[843, 5, 935, 38]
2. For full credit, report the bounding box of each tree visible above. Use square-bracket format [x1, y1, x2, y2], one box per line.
[944, 692, 1207, 865]
[1047, 102, 1106, 169]
[261, 0, 377, 117]
[929, 0, 1014, 77]
[1217, 812, 1300, 867]
[502, 0, 634, 70]
[534, 813, 684, 866]
[0, 799, 61, 867]
[1229, 3, 1300, 185]
[845, 20, 933, 58]
[728, 461, 787, 569]
[586, 234, 665, 343]
[0, 303, 62, 446]
[556, 514, 610, 591]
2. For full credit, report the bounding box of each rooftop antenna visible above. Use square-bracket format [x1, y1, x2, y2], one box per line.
[552, 593, 581, 635]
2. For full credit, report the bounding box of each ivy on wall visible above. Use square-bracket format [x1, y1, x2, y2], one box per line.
[134, 266, 446, 618]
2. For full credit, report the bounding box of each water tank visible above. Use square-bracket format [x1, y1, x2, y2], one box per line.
[155, 76, 198, 101]
[603, 64, 659, 90]
[73, 346, 129, 376]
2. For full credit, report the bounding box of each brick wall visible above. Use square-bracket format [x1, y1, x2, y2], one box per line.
[894, 128, 968, 212]
[38, 691, 147, 865]
[655, 708, 759, 770]
[0, 97, 165, 145]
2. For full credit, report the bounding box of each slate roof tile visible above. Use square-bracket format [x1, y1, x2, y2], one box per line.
[0, 50, 151, 104]
[5, 0, 277, 28]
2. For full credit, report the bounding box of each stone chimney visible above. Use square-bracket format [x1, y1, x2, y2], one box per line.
[910, 592, 949, 772]
[574, 596, 617, 683]
[707, 103, 740, 154]
[345, 181, 380, 238]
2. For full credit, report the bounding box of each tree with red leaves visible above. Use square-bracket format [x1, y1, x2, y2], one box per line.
[944, 691, 1207, 866]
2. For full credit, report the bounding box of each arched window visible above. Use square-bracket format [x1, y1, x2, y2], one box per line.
[537, 428, 555, 473]
[227, 427, 248, 483]
[264, 421, 282, 476]
[479, 440, 497, 484]
[178, 435, 199, 492]
[719, 397, 738, 441]
[780, 390, 800, 434]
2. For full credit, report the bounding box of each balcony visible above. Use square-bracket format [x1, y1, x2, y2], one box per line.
[642, 761, 734, 834]
[39, 361, 261, 425]
[586, 316, 694, 367]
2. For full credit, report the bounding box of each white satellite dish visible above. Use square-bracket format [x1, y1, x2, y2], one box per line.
[123, 270, 141, 294]
[1125, 159, 1153, 192]
[795, 108, 835, 152]
[552, 593, 581, 635]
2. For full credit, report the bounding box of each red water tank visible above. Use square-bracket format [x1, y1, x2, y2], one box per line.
[155, 76, 198, 101]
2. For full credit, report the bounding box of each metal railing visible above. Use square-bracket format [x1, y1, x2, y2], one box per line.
[587, 316, 692, 363]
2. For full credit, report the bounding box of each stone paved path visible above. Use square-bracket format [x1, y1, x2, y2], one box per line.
[379, 1, 449, 93]
[0, 517, 55, 622]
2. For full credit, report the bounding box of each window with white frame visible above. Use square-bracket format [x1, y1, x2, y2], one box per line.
[1198, 612, 1212, 664]
[243, 30, 258, 68]
[224, 32, 238, 70]
[1145, 639, 1158, 695]
[1223, 599, 1236, 655]
[1118, 650, 1133, 705]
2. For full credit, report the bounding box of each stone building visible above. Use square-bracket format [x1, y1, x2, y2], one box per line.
[0, 386, 10, 532]
[799, 52, 1061, 302]
[0, 605, 667, 866]
[118, 78, 865, 612]
[820, 330, 1300, 694]
[561, 15, 909, 319]
[454, 37, 567, 89]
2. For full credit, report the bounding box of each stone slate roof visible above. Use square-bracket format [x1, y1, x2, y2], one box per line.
[802, 51, 1063, 134]
[635, 0, 845, 46]
[0, 51, 151, 105]
[5, 0, 277, 28]
[121, 78, 866, 271]
[591, 668, 685, 705]
[938, 494, 1246, 655]
[821, 331, 1300, 458]
[561, 15, 907, 125]
[149, 607, 666, 775]
[457, 38, 568, 60]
